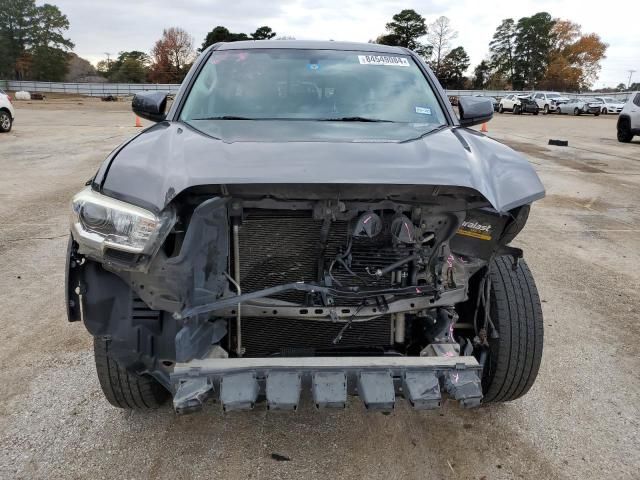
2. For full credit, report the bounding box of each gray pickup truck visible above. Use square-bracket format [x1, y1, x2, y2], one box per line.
[66, 40, 545, 413]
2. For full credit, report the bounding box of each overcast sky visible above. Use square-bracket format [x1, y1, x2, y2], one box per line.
[52, 0, 639, 88]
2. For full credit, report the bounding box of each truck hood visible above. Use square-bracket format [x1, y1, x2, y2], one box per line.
[98, 120, 545, 214]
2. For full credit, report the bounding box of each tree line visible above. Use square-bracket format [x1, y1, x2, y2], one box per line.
[97, 25, 279, 84]
[0, 2, 615, 91]
[376, 9, 609, 92]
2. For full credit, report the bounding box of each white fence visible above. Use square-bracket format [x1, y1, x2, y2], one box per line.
[0, 80, 180, 96]
[0, 80, 633, 101]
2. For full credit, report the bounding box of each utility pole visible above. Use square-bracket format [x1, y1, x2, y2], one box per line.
[628, 70, 636, 89]
[104, 52, 112, 70]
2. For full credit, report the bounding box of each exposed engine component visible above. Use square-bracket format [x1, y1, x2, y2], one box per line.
[353, 212, 382, 238]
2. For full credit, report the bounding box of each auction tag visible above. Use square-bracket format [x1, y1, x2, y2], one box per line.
[358, 55, 410, 66]
[415, 106, 431, 115]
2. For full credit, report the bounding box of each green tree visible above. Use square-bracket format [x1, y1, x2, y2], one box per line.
[378, 9, 427, 53]
[103, 51, 150, 83]
[473, 60, 491, 89]
[200, 26, 249, 51]
[489, 19, 516, 87]
[29, 3, 74, 81]
[0, 0, 36, 78]
[251, 26, 276, 40]
[439, 46, 470, 89]
[0, 0, 72, 80]
[513, 12, 555, 89]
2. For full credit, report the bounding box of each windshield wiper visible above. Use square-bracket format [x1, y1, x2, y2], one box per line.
[320, 116, 393, 122]
[191, 115, 256, 120]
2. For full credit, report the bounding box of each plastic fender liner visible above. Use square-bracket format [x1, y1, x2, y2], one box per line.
[118, 196, 230, 313]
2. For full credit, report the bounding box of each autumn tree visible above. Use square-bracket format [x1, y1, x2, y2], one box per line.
[426, 16, 457, 77]
[541, 20, 607, 91]
[149, 27, 195, 83]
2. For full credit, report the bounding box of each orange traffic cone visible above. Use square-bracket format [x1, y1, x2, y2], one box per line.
[135, 116, 142, 128]
[480, 122, 488, 133]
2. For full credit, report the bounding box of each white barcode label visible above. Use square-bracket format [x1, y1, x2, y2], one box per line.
[358, 55, 410, 67]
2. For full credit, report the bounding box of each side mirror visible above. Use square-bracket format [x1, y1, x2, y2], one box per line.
[458, 96, 493, 127]
[132, 91, 168, 122]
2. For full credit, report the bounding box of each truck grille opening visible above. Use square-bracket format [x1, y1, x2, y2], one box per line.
[234, 209, 398, 356]
[238, 316, 391, 357]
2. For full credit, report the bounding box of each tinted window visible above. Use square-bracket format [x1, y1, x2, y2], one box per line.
[634, 94, 640, 107]
[181, 49, 446, 125]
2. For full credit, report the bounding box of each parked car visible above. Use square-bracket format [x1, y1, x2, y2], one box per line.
[617, 91, 640, 143]
[67, 40, 545, 414]
[593, 96, 625, 114]
[531, 91, 569, 114]
[558, 98, 601, 116]
[498, 94, 540, 114]
[474, 94, 499, 111]
[0, 88, 15, 133]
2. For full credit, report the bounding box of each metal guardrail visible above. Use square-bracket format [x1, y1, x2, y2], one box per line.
[0, 80, 633, 101]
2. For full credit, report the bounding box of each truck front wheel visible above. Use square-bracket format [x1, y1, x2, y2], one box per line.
[94, 337, 169, 409]
[481, 256, 544, 403]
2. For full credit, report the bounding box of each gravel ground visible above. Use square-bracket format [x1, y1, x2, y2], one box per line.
[0, 103, 638, 479]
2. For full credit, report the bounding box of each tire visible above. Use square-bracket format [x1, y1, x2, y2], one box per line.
[94, 337, 169, 409]
[533, 109, 539, 115]
[617, 118, 633, 143]
[481, 256, 544, 404]
[513, 105, 520, 115]
[573, 107, 580, 116]
[498, 104, 504, 114]
[601, 107, 607, 115]
[543, 104, 549, 115]
[594, 112, 600, 117]
[0, 110, 12, 132]
[557, 107, 562, 115]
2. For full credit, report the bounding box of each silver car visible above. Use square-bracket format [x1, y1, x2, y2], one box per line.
[558, 98, 601, 116]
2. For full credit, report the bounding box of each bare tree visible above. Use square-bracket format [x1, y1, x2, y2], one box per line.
[426, 16, 457, 77]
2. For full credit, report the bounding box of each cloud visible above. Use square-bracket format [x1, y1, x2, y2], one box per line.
[52, 0, 639, 87]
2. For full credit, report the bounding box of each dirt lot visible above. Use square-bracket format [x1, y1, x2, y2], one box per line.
[0, 100, 638, 480]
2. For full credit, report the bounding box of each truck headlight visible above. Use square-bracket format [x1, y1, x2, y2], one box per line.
[71, 187, 175, 254]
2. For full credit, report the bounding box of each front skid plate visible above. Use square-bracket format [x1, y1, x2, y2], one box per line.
[171, 356, 483, 413]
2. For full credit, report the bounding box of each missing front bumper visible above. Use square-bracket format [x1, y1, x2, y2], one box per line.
[171, 356, 483, 413]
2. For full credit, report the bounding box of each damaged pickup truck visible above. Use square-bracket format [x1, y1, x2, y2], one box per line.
[66, 40, 545, 413]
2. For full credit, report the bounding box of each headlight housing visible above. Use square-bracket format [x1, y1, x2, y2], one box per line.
[71, 187, 175, 255]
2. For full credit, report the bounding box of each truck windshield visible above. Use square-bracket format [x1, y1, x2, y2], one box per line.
[181, 49, 446, 125]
